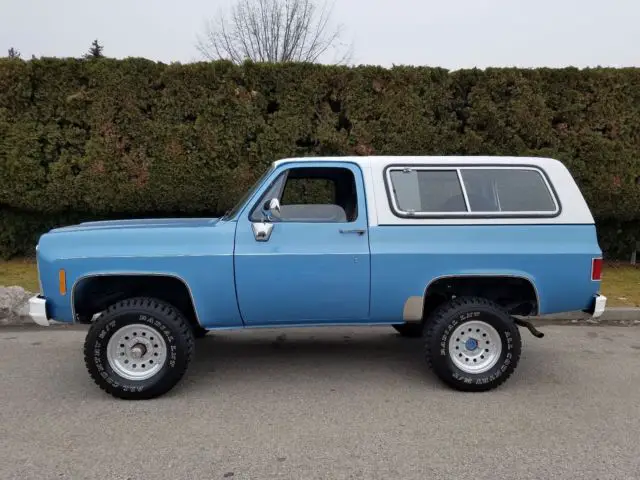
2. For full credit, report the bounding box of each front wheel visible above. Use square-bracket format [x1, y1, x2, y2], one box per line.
[424, 297, 521, 392]
[83, 297, 195, 400]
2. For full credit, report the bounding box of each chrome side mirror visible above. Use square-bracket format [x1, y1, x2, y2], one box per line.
[263, 198, 281, 220]
[252, 198, 280, 242]
[251, 221, 273, 242]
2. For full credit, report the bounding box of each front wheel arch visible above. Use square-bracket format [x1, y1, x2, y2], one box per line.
[72, 273, 202, 332]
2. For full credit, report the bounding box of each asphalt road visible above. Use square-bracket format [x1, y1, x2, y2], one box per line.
[1, 325, 640, 480]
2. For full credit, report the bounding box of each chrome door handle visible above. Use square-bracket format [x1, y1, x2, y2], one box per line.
[339, 229, 366, 235]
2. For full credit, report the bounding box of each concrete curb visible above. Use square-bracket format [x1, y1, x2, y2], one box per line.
[530, 308, 640, 326]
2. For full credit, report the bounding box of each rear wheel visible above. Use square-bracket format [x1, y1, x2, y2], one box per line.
[424, 297, 521, 392]
[83, 297, 195, 400]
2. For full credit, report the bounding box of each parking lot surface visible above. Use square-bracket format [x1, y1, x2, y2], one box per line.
[1, 325, 639, 480]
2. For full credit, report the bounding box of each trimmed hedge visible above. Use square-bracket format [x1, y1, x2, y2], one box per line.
[1, 58, 639, 258]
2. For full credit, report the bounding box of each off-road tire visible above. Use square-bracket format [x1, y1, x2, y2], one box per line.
[83, 297, 195, 400]
[424, 296, 521, 392]
[392, 323, 423, 338]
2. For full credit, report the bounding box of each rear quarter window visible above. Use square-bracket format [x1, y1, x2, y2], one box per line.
[389, 170, 466, 212]
[461, 168, 557, 213]
[386, 166, 559, 217]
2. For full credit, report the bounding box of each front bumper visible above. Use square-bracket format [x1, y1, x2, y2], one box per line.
[590, 294, 607, 318]
[28, 295, 51, 326]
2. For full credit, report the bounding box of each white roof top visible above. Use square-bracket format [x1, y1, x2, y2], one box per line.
[274, 155, 564, 169]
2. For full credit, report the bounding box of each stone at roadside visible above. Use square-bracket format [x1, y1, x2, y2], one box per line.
[0, 286, 34, 325]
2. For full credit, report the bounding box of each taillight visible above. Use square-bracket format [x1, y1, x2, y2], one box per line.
[591, 258, 603, 281]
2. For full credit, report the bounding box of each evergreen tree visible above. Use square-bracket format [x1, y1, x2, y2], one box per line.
[85, 39, 104, 59]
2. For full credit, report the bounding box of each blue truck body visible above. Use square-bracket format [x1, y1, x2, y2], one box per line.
[33, 156, 603, 329]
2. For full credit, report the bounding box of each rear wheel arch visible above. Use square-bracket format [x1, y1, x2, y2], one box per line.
[72, 273, 202, 331]
[421, 274, 540, 322]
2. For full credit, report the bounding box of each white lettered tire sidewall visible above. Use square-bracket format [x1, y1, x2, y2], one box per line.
[84, 298, 194, 400]
[425, 298, 522, 392]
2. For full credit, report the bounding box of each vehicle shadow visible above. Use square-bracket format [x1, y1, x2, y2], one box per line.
[178, 327, 550, 395]
[184, 328, 432, 387]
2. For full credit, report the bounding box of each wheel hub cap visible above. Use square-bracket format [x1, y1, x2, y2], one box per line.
[130, 343, 147, 359]
[465, 338, 478, 351]
[106, 324, 167, 381]
[448, 320, 502, 374]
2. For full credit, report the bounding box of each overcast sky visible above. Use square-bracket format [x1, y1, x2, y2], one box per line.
[1, 0, 638, 69]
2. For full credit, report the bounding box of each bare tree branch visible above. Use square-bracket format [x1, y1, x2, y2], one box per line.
[195, 0, 351, 64]
[7, 47, 21, 59]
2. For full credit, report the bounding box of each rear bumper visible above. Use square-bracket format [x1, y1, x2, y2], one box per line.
[587, 294, 607, 318]
[28, 295, 51, 326]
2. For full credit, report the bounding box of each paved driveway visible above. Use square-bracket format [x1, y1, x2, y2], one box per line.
[1, 325, 639, 480]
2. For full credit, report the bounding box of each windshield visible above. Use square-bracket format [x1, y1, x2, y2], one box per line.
[221, 163, 275, 221]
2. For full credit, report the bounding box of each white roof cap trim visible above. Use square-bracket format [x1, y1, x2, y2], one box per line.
[272, 156, 595, 226]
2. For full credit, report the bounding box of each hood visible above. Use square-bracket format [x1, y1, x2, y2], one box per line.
[49, 217, 220, 233]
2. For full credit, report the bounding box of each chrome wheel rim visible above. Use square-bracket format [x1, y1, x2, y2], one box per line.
[106, 324, 167, 381]
[448, 320, 502, 374]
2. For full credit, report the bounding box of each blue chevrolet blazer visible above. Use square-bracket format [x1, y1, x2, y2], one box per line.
[29, 156, 606, 399]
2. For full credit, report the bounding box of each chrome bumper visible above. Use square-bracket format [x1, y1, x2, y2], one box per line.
[591, 294, 607, 318]
[28, 295, 51, 326]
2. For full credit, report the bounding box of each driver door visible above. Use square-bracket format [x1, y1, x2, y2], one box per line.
[233, 162, 371, 326]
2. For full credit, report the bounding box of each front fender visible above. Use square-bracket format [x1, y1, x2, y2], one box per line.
[36, 221, 243, 327]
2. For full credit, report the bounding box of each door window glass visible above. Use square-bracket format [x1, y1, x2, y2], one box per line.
[251, 167, 358, 223]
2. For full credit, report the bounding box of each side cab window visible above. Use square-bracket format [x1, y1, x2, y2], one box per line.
[250, 166, 359, 223]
